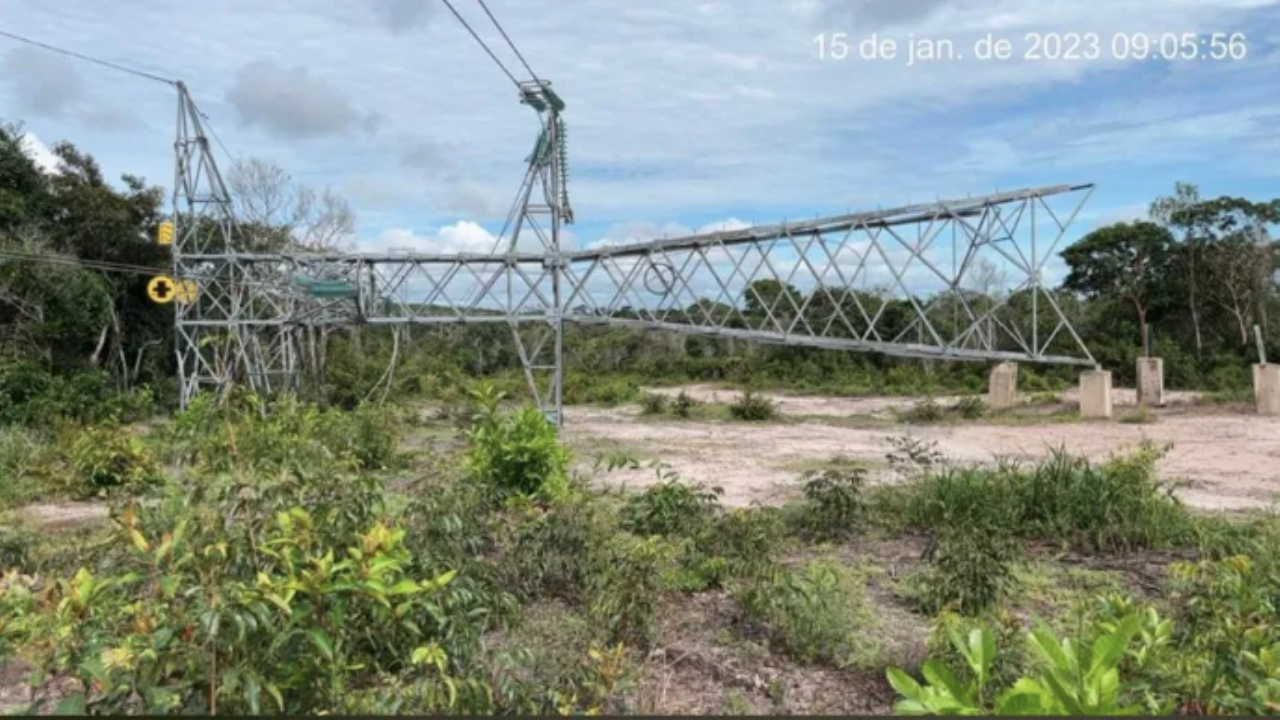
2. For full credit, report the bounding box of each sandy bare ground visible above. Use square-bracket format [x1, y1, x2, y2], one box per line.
[565, 385, 1280, 512]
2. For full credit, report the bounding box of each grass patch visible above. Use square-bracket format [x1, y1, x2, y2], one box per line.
[1119, 406, 1157, 424]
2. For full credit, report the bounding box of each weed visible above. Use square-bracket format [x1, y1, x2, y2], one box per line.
[793, 468, 868, 542]
[588, 534, 671, 649]
[728, 390, 777, 421]
[465, 389, 570, 499]
[639, 392, 669, 415]
[900, 396, 946, 423]
[953, 396, 988, 419]
[672, 391, 699, 418]
[909, 526, 1021, 616]
[1120, 406, 1156, 424]
[735, 557, 879, 668]
[68, 423, 162, 497]
[620, 476, 722, 537]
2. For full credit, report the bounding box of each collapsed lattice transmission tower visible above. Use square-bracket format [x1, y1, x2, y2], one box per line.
[171, 81, 1097, 425]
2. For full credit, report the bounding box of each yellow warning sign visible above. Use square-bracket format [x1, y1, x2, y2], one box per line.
[173, 279, 198, 304]
[157, 221, 175, 246]
[147, 276, 178, 304]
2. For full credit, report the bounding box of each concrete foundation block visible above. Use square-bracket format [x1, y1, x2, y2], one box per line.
[1255, 364, 1280, 416]
[1080, 370, 1113, 419]
[988, 362, 1018, 410]
[1136, 357, 1165, 407]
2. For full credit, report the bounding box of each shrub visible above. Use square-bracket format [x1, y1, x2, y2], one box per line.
[0, 364, 153, 427]
[900, 396, 946, 423]
[793, 468, 868, 542]
[953, 396, 988, 419]
[620, 478, 722, 537]
[164, 393, 403, 475]
[68, 424, 162, 496]
[464, 390, 570, 499]
[885, 444, 1192, 553]
[728, 390, 776, 421]
[735, 557, 878, 668]
[910, 526, 1021, 616]
[588, 534, 671, 649]
[639, 392, 668, 415]
[672, 390, 699, 418]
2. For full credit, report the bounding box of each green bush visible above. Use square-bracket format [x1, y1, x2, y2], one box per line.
[910, 527, 1021, 616]
[792, 468, 868, 542]
[728, 390, 777, 421]
[466, 400, 570, 499]
[735, 557, 878, 667]
[900, 396, 946, 423]
[620, 478, 722, 537]
[639, 392, 668, 415]
[0, 364, 153, 427]
[588, 534, 671, 649]
[672, 390, 699, 418]
[885, 444, 1192, 553]
[68, 424, 162, 496]
[953, 396, 988, 419]
[164, 393, 403, 475]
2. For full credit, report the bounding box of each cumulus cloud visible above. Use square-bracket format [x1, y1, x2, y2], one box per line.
[226, 60, 381, 139]
[19, 132, 62, 174]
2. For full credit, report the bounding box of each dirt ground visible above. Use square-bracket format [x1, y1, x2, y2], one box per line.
[565, 384, 1280, 512]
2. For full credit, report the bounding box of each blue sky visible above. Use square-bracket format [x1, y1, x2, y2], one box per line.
[3, 0, 1279, 264]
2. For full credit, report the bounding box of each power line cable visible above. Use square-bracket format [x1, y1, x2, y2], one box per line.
[0, 29, 176, 86]
[438, 0, 522, 89]
[472, 0, 541, 83]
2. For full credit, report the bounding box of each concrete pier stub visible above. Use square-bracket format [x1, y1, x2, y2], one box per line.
[1079, 370, 1113, 419]
[1255, 364, 1280, 416]
[988, 362, 1018, 410]
[1136, 357, 1165, 407]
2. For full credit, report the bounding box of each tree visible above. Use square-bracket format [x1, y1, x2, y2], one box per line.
[229, 157, 355, 252]
[1062, 221, 1175, 350]
[1150, 183, 1205, 356]
[743, 279, 803, 324]
[1174, 196, 1280, 346]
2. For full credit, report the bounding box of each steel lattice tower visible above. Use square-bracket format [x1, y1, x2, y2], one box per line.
[170, 81, 1098, 426]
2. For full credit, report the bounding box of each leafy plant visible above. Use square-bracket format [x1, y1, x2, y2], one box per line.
[735, 557, 878, 668]
[728, 390, 777, 421]
[588, 534, 671, 649]
[911, 526, 1021, 616]
[465, 387, 570, 499]
[620, 476, 722, 537]
[953, 396, 988, 420]
[68, 423, 162, 496]
[793, 467, 868, 542]
[900, 396, 946, 423]
[639, 392, 669, 415]
[888, 612, 1147, 715]
[672, 390, 699, 418]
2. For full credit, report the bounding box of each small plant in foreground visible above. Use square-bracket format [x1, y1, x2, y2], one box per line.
[728, 390, 777, 421]
[888, 613, 1146, 714]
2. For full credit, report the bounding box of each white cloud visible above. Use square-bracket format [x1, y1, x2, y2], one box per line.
[367, 221, 501, 254]
[20, 132, 61, 174]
